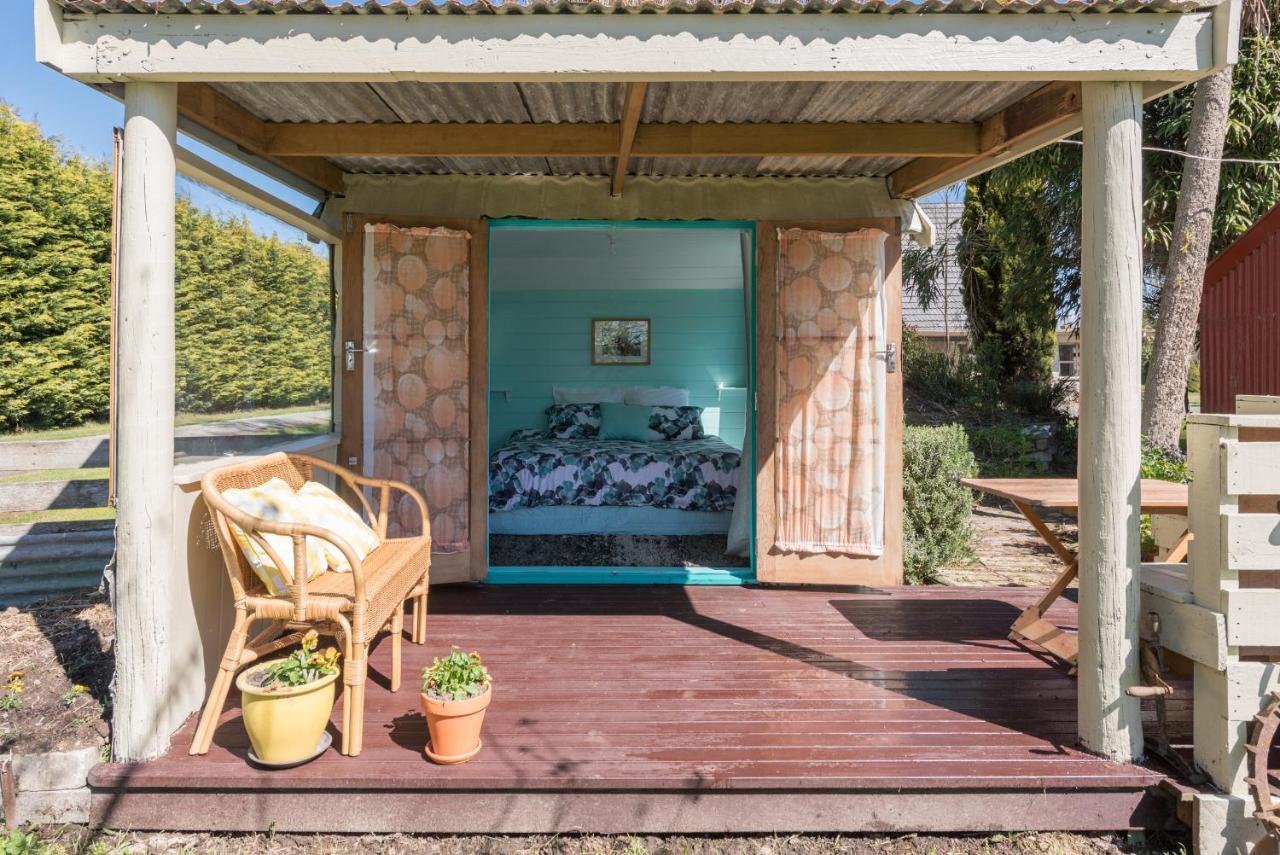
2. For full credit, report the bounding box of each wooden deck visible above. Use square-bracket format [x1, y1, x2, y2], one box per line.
[91, 585, 1181, 834]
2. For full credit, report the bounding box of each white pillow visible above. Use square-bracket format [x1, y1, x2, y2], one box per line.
[553, 385, 624, 404]
[624, 386, 689, 407]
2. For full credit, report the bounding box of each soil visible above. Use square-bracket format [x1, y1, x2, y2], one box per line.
[0, 589, 112, 755]
[488, 534, 751, 568]
[21, 828, 1190, 855]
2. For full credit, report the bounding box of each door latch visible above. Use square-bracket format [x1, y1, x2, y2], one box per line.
[343, 340, 372, 371]
[876, 342, 898, 374]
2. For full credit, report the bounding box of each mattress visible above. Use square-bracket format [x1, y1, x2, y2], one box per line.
[489, 506, 733, 536]
[488, 435, 741, 513]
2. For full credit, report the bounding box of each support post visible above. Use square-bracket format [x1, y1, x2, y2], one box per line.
[1077, 81, 1145, 762]
[112, 81, 178, 762]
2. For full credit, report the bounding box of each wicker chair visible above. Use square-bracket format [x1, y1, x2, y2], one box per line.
[190, 452, 431, 757]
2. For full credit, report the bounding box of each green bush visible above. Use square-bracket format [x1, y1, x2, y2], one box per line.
[967, 421, 1038, 477]
[903, 424, 978, 584]
[1140, 439, 1190, 556]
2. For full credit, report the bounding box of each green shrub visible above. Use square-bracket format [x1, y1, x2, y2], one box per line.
[967, 421, 1038, 477]
[903, 424, 978, 584]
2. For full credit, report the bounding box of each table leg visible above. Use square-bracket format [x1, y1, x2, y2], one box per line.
[1163, 530, 1193, 564]
[1007, 500, 1080, 668]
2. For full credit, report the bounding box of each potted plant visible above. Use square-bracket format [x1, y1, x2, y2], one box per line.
[235, 630, 340, 766]
[420, 648, 491, 765]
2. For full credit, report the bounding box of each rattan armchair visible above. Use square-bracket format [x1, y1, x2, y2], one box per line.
[190, 452, 431, 757]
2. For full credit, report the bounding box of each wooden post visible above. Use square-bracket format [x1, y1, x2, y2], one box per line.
[1076, 81, 1145, 762]
[112, 82, 178, 762]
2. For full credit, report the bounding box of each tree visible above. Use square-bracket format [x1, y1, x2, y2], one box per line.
[0, 104, 333, 431]
[1142, 9, 1280, 450]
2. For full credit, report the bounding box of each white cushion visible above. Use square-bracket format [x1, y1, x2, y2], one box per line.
[221, 477, 328, 596]
[623, 386, 689, 406]
[292, 481, 382, 573]
[553, 385, 624, 404]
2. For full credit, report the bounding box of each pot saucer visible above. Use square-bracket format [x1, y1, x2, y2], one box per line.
[247, 730, 332, 769]
[424, 738, 482, 765]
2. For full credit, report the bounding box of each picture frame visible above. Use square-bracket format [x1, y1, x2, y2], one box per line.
[591, 318, 651, 365]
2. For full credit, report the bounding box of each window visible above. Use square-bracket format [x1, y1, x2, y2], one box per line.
[1057, 344, 1078, 378]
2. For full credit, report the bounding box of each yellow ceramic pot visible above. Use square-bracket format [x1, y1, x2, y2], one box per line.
[236, 663, 337, 765]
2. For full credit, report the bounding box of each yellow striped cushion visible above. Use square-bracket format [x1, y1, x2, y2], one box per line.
[221, 477, 328, 596]
[293, 481, 381, 573]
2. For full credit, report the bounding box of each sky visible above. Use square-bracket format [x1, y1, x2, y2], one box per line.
[0, 2, 319, 246]
[0, 1, 961, 236]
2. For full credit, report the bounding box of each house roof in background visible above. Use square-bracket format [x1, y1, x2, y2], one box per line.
[54, 0, 1218, 14]
[905, 200, 968, 336]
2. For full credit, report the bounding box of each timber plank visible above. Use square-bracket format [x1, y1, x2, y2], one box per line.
[91, 585, 1176, 832]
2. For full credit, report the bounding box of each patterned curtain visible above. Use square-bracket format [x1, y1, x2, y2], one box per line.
[775, 228, 887, 556]
[363, 224, 471, 552]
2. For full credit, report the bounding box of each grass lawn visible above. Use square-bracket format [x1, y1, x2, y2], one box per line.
[0, 403, 329, 443]
[0, 467, 110, 484]
[0, 506, 115, 526]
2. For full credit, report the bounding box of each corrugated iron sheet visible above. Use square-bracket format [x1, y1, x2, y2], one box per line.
[55, 0, 1218, 14]
[1200, 202, 1280, 414]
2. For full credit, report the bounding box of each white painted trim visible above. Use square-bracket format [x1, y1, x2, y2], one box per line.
[48, 11, 1216, 83]
[176, 148, 338, 245]
[1213, 0, 1243, 67]
[1224, 588, 1280, 647]
[1221, 441, 1280, 495]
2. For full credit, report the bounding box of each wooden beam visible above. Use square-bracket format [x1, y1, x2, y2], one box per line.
[175, 147, 339, 245]
[264, 121, 981, 159]
[47, 11, 1217, 83]
[890, 82, 1082, 198]
[611, 82, 648, 198]
[1077, 80, 1145, 763]
[115, 81, 178, 762]
[176, 84, 344, 195]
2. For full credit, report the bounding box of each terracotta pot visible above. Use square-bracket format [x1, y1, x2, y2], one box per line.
[420, 685, 490, 764]
[236, 663, 337, 765]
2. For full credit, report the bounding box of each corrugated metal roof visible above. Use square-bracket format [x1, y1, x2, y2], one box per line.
[56, 0, 1217, 14]
[212, 79, 1039, 178]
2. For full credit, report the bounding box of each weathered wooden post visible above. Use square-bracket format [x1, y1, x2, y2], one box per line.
[113, 81, 178, 761]
[1076, 81, 1145, 761]
[1185, 405, 1280, 852]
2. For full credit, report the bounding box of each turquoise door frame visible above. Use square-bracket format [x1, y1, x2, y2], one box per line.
[485, 218, 758, 585]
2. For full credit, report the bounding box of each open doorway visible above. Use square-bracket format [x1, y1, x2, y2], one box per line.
[486, 221, 754, 584]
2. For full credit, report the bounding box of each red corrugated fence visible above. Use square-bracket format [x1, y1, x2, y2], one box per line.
[1200, 201, 1280, 414]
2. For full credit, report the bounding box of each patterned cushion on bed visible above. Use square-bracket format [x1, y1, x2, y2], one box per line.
[648, 406, 705, 441]
[508, 427, 547, 443]
[545, 403, 601, 439]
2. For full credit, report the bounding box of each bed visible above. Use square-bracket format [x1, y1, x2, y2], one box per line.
[488, 432, 743, 536]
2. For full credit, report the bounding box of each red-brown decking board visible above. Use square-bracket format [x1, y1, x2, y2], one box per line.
[90, 585, 1178, 834]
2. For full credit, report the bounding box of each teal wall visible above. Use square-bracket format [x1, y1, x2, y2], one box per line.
[489, 228, 748, 454]
[489, 290, 748, 452]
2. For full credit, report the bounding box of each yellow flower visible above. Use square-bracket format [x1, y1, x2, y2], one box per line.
[73, 684, 89, 693]
[6, 670, 24, 682]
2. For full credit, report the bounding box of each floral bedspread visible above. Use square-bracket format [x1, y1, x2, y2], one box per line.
[489, 435, 742, 513]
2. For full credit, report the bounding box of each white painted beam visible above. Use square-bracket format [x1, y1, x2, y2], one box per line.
[1076, 80, 1145, 763]
[114, 80, 178, 762]
[47, 11, 1215, 83]
[176, 147, 338, 245]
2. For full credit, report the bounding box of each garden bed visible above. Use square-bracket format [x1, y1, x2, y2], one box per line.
[0, 589, 112, 756]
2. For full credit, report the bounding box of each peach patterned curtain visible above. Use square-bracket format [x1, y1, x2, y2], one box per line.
[775, 228, 887, 556]
[363, 223, 471, 551]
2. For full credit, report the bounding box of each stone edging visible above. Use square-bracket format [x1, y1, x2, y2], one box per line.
[0, 745, 98, 828]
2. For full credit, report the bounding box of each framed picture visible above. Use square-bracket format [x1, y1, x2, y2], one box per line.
[592, 318, 651, 365]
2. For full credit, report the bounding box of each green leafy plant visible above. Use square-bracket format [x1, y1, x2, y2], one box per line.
[903, 424, 978, 584]
[967, 421, 1038, 478]
[1139, 439, 1191, 556]
[251, 630, 340, 692]
[422, 648, 491, 702]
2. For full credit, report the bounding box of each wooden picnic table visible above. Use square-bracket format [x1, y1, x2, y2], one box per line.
[961, 477, 1190, 670]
